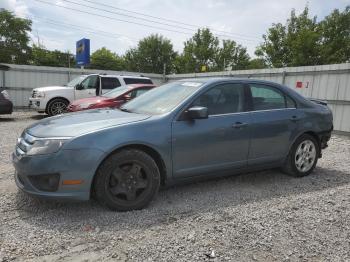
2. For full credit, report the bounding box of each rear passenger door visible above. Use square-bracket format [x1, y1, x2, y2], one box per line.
[100, 77, 121, 95]
[247, 83, 300, 165]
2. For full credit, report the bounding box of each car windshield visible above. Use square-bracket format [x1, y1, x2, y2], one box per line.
[121, 81, 203, 115]
[102, 86, 130, 98]
[66, 76, 87, 87]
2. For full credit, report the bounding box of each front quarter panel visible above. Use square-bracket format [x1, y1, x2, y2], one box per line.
[64, 116, 173, 180]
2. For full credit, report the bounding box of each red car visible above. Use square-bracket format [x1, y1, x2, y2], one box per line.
[67, 84, 156, 112]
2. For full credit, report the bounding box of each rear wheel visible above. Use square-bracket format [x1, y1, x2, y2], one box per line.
[282, 134, 319, 177]
[94, 149, 160, 211]
[47, 98, 68, 116]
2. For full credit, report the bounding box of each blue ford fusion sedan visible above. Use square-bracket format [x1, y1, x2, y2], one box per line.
[13, 78, 333, 211]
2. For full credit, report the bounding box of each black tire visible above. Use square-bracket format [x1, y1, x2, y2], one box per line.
[47, 98, 69, 116]
[94, 149, 160, 211]
[282, 134, 320, 177]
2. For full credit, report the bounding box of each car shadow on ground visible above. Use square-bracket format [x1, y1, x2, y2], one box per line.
[30, 114, 47, 120]
[12, 166, 350, 232]
[0, 116, 15, 122]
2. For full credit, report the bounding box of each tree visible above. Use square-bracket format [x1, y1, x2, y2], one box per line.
[124, 34, 176, 74]
[256, 6, 321, 67]
[90, 47, 124, 71]
[214, 39, 250, 71]
[247, 58, 267, 69]
[180, 28, 219, 73]
[318, 6, 350, 64]
[31, 45, 75, 67]
[0, 9, 32, 64]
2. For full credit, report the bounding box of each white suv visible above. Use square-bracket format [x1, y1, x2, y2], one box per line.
[29, 74, 153, 116]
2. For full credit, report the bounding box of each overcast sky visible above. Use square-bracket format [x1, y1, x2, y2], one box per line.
[1, 0, 349, 57]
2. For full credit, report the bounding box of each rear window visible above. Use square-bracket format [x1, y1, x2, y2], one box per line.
[124, 78, 153, 85]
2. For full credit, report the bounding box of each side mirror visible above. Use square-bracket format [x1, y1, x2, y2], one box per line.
[75, 83, 83, 90]
[187, 106, 208, 119]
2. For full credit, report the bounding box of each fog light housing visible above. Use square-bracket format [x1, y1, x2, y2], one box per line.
[28, 173, 60, 192]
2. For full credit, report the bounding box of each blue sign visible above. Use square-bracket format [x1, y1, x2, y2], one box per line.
[76, 38, 90, 66]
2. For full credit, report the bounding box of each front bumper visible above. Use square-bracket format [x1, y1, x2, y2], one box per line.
[12, 148, 105, 201]
[29, 98, 46, 111]
[0, 100, 13, 114]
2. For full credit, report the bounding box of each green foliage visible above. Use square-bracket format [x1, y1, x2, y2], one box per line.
[177, 29, 251, 73]
[256, 5, 350, 67]
[180, 28, 220, 73]
[31, 45, 75, 67]
[214, 39, 250, 71]
[1, 6, 349, 72]
[0, 9, 32, 64]
[90, 47, 125, 71]
[247, 58, 267, 69]
[318, 6, 350, 64]
[124, 34, 176, 74]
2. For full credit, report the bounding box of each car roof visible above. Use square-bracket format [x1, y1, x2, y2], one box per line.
[127, 84, 156, 89]
[177, 77, 282, 86]
[86, 74, 151, 79]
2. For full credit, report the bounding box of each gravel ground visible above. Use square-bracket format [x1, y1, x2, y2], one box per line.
[1, 111, 350, 262]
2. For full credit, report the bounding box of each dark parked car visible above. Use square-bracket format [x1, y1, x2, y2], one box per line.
[0, 90, 13, 115]
[67, 84, 156, 112]
[13, 78, 333, 211]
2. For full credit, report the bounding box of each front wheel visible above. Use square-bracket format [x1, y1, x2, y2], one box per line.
[47, 98, 69, 116]
[94, 149, 160, 211]
[282, 134, 320, 177]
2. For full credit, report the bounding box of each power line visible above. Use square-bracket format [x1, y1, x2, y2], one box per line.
[30, 17, 184, 50]
[60, 0, 258, 41]
[32, 17, 138, 41]
[33, 0, 257, 42]
[80, 0, 260, 40]
[33, 0, 200, 36]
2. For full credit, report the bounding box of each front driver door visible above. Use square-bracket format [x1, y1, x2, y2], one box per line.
[171, 82, 251, 178]
[75, 75, 99, 100]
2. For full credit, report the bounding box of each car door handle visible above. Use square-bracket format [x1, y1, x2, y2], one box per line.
[290, 115, 300, 122]
[232, 122, 248, 129]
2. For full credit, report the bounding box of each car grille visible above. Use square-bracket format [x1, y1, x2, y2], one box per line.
[16, 132, 35, 157]
[32, 90, 37, 98]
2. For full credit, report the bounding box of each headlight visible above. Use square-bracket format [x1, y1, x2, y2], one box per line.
[36, 91, 45, 98]
[26, 139, 67, 155]
[79, 102, 95, 109]
[1, 90, 10, 99]
[16, 133, 70, 157]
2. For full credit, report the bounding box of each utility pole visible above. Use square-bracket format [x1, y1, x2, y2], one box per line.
[163, 63, 166, 82]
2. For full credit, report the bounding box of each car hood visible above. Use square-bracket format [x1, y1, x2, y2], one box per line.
[34, 86, 72, 92]
[71, 96, 110, 105]
[26, 109, 151, 137]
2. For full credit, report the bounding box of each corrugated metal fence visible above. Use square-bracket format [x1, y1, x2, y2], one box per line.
[1, 63, 349, 134]
[167, 63, 350, 134]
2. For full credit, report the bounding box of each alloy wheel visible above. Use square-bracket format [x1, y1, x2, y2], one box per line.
[108, 161, 149, 202]
[50, 101, 67, 115]
[294, 140, 317, 173]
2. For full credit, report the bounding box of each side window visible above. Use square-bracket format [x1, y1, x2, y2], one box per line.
[192, 83, 245, 115]
[134, 88, 151, 97]
[129, 88, 150, 98]
[81, 75, 99, 89]
[101, 77, 121, 89]
[250, 84, 286, 110]
[124, 78, 153, 85]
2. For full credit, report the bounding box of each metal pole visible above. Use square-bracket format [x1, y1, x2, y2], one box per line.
[163, 63, 166, 82]
[282, 70, 286, 85]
